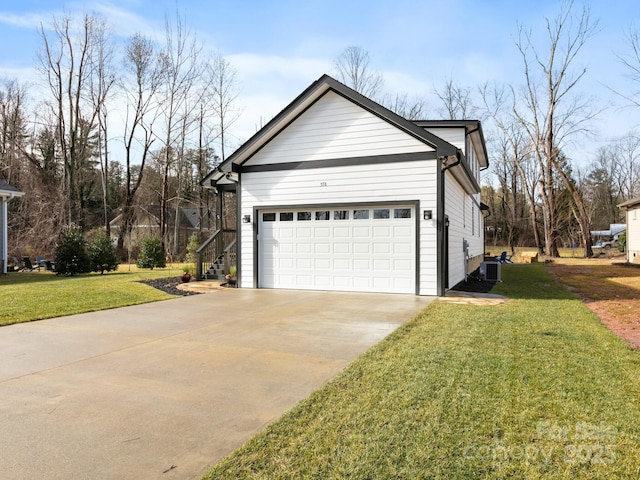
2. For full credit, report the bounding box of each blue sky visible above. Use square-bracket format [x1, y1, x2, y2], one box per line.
[0, 0, 639, 169]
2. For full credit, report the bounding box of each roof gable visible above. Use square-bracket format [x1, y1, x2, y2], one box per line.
[244, 90, 434, 167]
[205, 75, 458, 181]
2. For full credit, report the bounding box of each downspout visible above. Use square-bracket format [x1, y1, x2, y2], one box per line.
[437, 150, 462, 296]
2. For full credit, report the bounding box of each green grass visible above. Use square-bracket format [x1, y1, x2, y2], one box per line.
[0, 265, 181, 325]
[204, 264, 640, 479]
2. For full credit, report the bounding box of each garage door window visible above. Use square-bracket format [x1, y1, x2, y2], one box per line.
[394, 208, 411, 219]
[262, 212, 276, 222]
[316, 211, 330, 221]
[353, 209, 369, 219]
[280, 212, 293, 221]
[297, 211, 312, 221]
[334, 210, 349, 220]
[373, 208, 390, 219]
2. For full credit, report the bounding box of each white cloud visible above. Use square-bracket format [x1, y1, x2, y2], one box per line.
[227, 53, 333, 143]
[0, 11, 49, 29]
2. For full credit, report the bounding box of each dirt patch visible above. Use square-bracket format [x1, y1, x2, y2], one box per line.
[546, 257, 640, 349]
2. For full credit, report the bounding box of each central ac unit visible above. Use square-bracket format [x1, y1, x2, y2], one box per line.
[480, 261, 501, 282]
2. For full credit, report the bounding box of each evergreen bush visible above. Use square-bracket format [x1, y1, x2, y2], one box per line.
[87, 231, 119, 274]
[136, 235, 166, 269]
[55, 223, 91, 276]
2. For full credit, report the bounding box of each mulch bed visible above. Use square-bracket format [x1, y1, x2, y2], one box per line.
[451, 275, 496, 293]
[139, 277, 201, 296]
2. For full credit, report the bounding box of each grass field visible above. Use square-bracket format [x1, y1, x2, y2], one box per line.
[203, 264, 640, 479]
[0, 265, 180, 326]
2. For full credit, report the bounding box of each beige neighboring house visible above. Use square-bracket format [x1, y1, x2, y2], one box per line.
[619, 197, 640, 264]
[0, 179, 24, 274]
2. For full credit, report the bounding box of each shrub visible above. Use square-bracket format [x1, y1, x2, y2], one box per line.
[186, 234, 200, 264]
[88, 231, 119, 274]
[55, 223, 91, 276]
[136, 235, 166, 269]
[618, 232, 627, 252]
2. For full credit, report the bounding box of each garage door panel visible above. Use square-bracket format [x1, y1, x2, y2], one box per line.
[373, 243, 390, 254]
[314, 243, 331, 254]
[315, 258, 331, 269]
[297, 227, 313, 238]
[353, 259, 370, 270]
[373, 226, 391, 237]
[315, 227, 331, 238]
[373, 258, 391, 270]
[333, 258, 351, 270]
[394, 242, 412, 254]
[334, 243, 350, 254]
[259, 205, 415, 294]
[353, 226, 371, 237]
[353, 243, 370, 253]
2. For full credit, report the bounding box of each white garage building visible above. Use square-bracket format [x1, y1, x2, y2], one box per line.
[201, 75, 488, 296]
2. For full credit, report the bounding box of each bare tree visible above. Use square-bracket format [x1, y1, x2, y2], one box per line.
[118, 33, 162, 252]
[38, 14, 110, 228]
[380, 92, 427, 120]
[87, 20, 115, 234]
[156, 12, 203, 252]
[0, 80, 28, 185]
[615, 27, 640, 108]
[482, 83, 543, 253]
[435, 77, 479, 120]
[333, 46, 384, 98]
[209, 52, 241, 161]
[512, 0, 598, 257]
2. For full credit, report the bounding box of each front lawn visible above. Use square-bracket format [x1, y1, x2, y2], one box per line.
[0, 265, 181, 326]
[204, 264, 640, 479]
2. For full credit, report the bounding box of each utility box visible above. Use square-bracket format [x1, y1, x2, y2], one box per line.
[480, 261, 501, 282]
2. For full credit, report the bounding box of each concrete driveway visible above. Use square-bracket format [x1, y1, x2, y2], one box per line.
[0, 289, 433, 479]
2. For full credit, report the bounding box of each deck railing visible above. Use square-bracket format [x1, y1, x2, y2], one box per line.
[195, 229, 237, 280]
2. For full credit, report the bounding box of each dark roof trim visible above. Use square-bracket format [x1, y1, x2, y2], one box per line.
[216, 74, 459, 173]
[415, 120, 489, 169]
[237, 151, 438, 173]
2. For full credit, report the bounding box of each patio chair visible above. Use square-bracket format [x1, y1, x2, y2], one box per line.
[496, 251, 514, 264]
[12, 256, 24, 271]
[22, 256, 37, 271]
[35, 256, 46, 270]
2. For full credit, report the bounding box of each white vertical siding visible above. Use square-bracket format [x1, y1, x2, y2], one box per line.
[244, 91, 433, 165]
[628, 207, 640, 263]
[239, 159, 440, 295]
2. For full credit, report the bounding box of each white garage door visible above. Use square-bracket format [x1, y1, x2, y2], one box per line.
[258, 205, 416, 294]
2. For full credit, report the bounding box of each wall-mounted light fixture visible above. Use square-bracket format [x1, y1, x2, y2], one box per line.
[423, 210, 433, 220]
[243, 214, 251, 223]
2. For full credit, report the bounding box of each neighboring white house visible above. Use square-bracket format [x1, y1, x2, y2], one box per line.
[619, 198, 640, 263]
[0, 179, 24, 274]
[201, 75, 489, 296]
